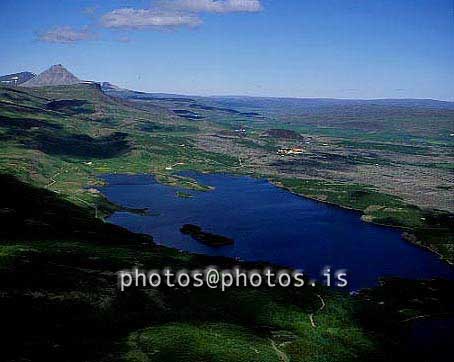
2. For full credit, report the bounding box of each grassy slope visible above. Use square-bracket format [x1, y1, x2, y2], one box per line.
[1, 83, 453, 258]
[1, 84, 454, 361]
[2, 85, 381, 361]
[0, 84, 237, 214]
[1, 83, 453, 260]
[0, 174, 380, 362]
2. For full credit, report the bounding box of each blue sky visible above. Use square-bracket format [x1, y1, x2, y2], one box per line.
[0, 0, 453, 100]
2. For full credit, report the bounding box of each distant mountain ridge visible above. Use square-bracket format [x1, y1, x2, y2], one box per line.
[21, 64, 81, 87]
[209, 96, 454, 111]
[99, 83, 454, 110]
[1, 65, 452, 109]
[102, 85, 454, 111]
[0, 72, 35, 86]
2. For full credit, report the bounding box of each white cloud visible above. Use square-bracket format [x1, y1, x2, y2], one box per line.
[38, 26, 94, 43]
[159, 0, 263, 13]
[101, 8, 202, 29]
[99, 1, 262, 31]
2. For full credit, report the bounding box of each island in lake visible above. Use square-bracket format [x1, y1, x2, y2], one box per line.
[180, 224, 234, 247]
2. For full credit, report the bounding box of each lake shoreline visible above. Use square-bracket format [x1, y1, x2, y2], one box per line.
[269, 179, 454, 267]
[97, 172, 454, 291]
[97, 170, 453, 268]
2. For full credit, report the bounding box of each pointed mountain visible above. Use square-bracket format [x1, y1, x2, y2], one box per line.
[0, 71, 36, 86]
[21, 64, 81, 87]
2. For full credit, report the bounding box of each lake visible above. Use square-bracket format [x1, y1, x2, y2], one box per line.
[99, 172, 453, 290]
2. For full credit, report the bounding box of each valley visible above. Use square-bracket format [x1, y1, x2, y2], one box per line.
[2, 0, 453, 360]
[2, 73, 452, 263]
[0, 65, 453, 362]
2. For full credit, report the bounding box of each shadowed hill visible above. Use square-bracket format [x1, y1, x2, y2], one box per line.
[0, 174, 150, 243]
[0, 174, 386, 362]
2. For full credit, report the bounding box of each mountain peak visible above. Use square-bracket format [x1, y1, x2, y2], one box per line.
[21, 64, 81, 87]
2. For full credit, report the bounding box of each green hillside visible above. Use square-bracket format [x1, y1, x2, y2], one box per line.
[1, 83, 453, 361]
[1, 83, 453, 261]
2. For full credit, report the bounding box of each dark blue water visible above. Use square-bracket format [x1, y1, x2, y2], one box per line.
[99, 173, 453, 290]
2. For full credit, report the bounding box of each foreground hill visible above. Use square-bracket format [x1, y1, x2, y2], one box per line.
[6, 172, 451, 362]
[0, 80, 453, 361]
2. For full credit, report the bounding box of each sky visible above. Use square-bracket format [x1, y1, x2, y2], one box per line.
[0, 0, 453, 100]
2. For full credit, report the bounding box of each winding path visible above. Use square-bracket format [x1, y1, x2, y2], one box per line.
[309, 293, 326, 328]
[270, 339, 290, 362]
[46, 171, 61, 189]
